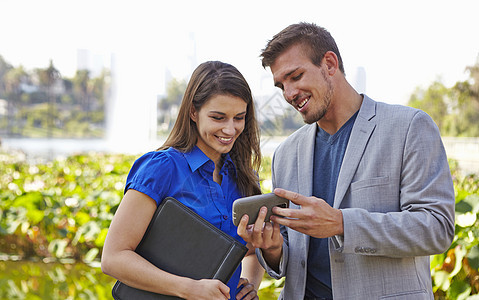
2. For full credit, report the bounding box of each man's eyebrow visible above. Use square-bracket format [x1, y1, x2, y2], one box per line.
[274, 67, 299, 88]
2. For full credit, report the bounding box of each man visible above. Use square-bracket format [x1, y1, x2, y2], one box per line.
[237, 22, 455, 300]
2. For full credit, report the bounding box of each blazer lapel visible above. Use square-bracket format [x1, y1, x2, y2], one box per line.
[333, 96, 377, 208]
[297, 124, 317, 198]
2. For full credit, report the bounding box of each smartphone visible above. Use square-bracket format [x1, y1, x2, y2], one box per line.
[232, 193, 289, 226]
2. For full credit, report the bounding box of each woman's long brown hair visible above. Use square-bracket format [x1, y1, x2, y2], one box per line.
[158, 61, 261, 197]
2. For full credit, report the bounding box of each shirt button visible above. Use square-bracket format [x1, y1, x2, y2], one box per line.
[223, 215, 228, 220]
[301, 260, 306, 268]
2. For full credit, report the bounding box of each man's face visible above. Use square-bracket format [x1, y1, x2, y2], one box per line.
[270, 44, 333, 124]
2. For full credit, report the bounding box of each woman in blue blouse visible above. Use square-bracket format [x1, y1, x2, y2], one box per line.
[101, 61, 264, 299]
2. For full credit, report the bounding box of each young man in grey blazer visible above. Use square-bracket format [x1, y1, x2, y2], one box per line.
[237, 22, 455, 300]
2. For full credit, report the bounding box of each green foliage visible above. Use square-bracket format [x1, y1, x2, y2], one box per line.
[408, 60, 479, 137]
[431, 161, 479, 299]
[0, 150, 136, 261]
[1, 152, 478, 299]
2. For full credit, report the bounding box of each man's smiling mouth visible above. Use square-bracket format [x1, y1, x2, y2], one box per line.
[297, 97, 310, 109]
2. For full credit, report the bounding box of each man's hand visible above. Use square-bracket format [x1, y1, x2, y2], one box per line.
[270, 188, 344, 238]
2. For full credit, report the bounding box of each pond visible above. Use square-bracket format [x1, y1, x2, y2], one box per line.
[0, 260, 116, 299]
[0, 260, 281, 299]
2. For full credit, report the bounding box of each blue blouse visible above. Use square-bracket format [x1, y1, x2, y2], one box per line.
[125, 146, 245, 299]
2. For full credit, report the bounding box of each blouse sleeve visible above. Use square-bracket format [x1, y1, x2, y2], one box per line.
[124, 151, 173, 205]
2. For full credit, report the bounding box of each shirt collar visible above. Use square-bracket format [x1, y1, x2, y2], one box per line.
[184, 146, 237, 176]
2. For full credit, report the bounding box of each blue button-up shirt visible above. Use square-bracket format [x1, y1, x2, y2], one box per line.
[125, 145, 245, 298]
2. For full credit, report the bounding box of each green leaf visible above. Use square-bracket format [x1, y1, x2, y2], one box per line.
[75, 211, 90, 226]
[466, 245, 479, 270]
[448, 280, 471, 300]
[94, 228, 109, 247]
[433, 270, 450, 291]
[48, 239, 68, 258]
[430, 253, 446, 270]
[84, 248, 99, 263]
[26, 209, 44, 224]
[456, 199, 473, 214]
[450, 246, 467, 278]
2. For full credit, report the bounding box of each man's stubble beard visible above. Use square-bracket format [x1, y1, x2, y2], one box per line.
[302, 69, 333, 125]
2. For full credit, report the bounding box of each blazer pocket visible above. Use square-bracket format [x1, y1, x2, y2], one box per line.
[351, 176, 389, 191]
[379, 289, 428, 299]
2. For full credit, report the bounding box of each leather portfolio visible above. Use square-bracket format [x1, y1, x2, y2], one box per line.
[112, 197, 248, 299]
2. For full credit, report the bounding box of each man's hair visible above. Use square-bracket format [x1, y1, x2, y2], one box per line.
[260, 22, 345, 74]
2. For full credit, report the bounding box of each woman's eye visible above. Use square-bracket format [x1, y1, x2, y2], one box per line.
[234, 116, 245, 121]
[211, 116, 223, 120]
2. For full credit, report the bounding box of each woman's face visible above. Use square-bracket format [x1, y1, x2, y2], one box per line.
[191, 94, 247, 163]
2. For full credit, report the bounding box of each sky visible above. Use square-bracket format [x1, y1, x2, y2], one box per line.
[1, 0, 479, 146]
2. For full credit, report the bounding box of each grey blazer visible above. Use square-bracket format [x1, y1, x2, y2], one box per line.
[257, 95, 455, 300]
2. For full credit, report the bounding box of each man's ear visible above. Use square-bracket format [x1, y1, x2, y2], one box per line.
[323, 51, 339, 76]
[190, 106, 197, 122]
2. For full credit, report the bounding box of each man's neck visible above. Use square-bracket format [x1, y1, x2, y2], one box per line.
[317, 89, 363, 135]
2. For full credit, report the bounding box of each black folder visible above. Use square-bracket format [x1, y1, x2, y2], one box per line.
[112, 197, 248, 299]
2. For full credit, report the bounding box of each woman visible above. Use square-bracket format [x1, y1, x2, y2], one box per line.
[101, 61, 264, 300]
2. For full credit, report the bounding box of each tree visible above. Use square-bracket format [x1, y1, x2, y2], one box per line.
[408, 58, 479, 137]
[4, 66, 28, 135]
[158, 78, 186, 132]
[408, 81, 449, 131]
[36, 60, 61, 137]
[73, 69, 92, 113]
[0, 55, 13, 97]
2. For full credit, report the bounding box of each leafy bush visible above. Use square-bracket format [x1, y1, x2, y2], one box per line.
[431, 161, 479, 300]
[0, 150, 136, 261]
[0, 152, 478, 299]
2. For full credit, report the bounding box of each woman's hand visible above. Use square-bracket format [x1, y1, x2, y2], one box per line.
[235, 278, 259, 300]
[182, 278, 230, 300]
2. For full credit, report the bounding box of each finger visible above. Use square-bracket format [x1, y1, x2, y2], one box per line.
[270, 214, 301, 228]
[251, 207, 268, 246]
[237, 214, 250, 239]
[219, 282, 230, 299]
[274, 188, 308, 206]
[263, 221, 274, 240]
[237, 277, 248, 288]
[236, 283, 254, 300]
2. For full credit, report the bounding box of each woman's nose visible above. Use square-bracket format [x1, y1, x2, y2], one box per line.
[222, 120, 235, 135]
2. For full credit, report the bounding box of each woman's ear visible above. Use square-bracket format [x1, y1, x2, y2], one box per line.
[190, 106, 197, 122]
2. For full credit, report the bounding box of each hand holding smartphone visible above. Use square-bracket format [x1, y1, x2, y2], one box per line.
[232, 193, 289, 226]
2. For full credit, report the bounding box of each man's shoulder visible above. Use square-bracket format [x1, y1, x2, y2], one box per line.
[367, 97, 423, 121]
[280, 124, 314, 145]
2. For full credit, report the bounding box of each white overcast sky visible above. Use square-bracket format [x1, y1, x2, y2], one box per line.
[1, 0, 479, 105]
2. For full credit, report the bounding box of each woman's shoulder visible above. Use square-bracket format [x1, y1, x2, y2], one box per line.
[132, 148, 183, 172]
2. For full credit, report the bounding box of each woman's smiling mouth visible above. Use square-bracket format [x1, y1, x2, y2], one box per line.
[217, 136, 234, 144]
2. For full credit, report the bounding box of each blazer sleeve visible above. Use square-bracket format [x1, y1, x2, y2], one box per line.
[254, 150, 289, 279]
[339, 111, 455, 257]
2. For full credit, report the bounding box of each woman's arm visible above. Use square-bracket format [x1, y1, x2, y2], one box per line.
[241, 246, 265, 290]
[101, 189, 230, 300]
[235, 245, 264, 300]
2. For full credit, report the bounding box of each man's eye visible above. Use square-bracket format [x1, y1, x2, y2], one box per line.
[292, 73, 303, 81]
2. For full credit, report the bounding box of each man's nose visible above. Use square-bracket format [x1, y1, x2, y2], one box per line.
[283, 84, 298, 103]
